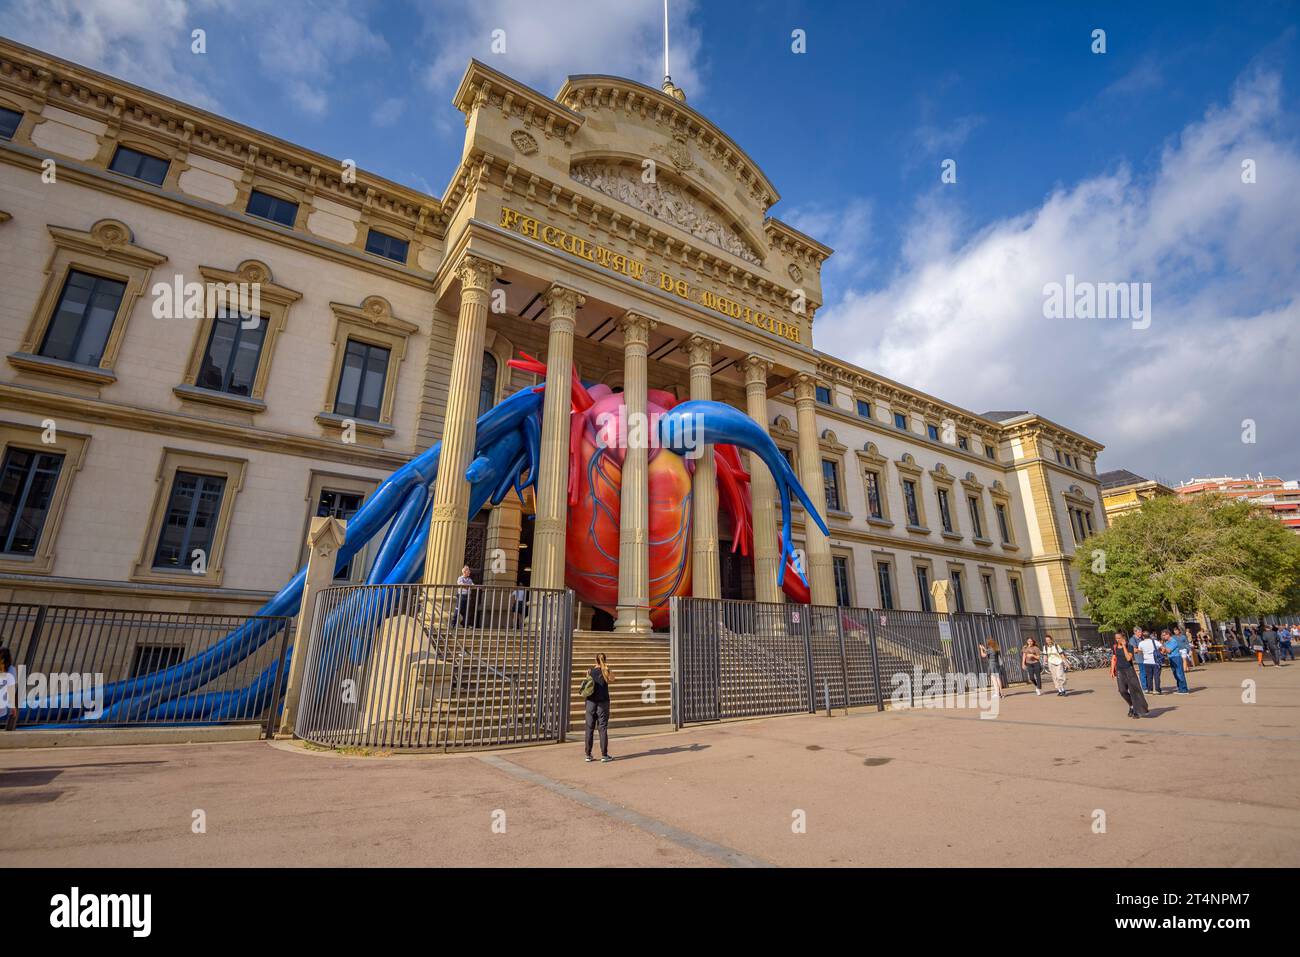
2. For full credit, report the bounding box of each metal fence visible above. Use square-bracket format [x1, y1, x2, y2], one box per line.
[670, 597, 1105, 727]
[0, 602, 294, 732]
[293, 583, 573, 752]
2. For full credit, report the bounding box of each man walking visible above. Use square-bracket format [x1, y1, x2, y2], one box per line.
[1262, 625, 1283, 667]
[1043, 633, 1069, 696]
[1163, 629, 1189, 694]
[1281, 625, 1295, 662]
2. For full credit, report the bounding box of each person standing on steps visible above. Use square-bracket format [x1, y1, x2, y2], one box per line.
[1021, 637, 1043, 696]
[1111, 631, 1149, 719]
[1043, 633, 1069, 696]
[582, 652, 615, 763]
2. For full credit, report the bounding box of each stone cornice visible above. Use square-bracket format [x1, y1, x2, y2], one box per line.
[557, 74, 778, 210]
[999, 416, 1105, 456]
[454, 59, 584, 145]
[0, 383, 413, 471]
[764, 218, 833, 272]
[0, 37, 444, 237]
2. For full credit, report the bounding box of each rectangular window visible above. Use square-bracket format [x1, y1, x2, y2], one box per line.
[951, 569, 966, 613]
[1070, 509, 1083, 545]
[0, 107, 20, 140]
[903, 479, 921, 527]
[927, 423, 940, 442]
[864, 470, 883, 520]
[815, 385, 832, 404]
[995, 502, 1011, 544]
[821, 459, 841, 512]
[317, 488, 365, 580]
[957, 435, 969, 452]
[1009, 576, 1024, 616]
[1055, 448, 1063, 463]
[982, 573, 996, 613]
[1083, 510, 1094, 535]
[152, 471, 226, 570]
[876, 562, 894, 610]
[129, 644, 186, 678]
[0, 447, 65, 554]
[916, 566, 932, 612]
[856, 399, 871, 419]
[968, 495, 984, 539]
[365, 228, 410, 264]
[109, 145, 169, 185]
[985, 443, 996, 460]
[195, 310, 268, 396]
[780, 447, 796, 471]
[832, 555, 851, 607]
[936, 487, 953, 533]
[333, 339, 391, 421]
[38, 269, 127, 366]
[893, 411, 908, 431]
[246, 189, 299, 227]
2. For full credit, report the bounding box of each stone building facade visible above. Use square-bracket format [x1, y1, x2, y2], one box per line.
[0, 40, 1106, 624]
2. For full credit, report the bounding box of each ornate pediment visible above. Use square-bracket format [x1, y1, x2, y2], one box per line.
[569, 161, 762, 267]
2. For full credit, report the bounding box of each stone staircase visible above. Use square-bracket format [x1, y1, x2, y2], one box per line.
[568, 630, 672, 730]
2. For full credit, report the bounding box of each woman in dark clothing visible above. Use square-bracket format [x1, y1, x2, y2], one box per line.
[1110, 631, 1149, 719]
[584, 653, 615, 763]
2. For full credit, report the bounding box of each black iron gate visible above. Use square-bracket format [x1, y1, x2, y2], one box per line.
[670, 597, 1101, 727]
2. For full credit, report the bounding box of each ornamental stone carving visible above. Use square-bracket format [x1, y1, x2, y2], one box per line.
[510, 129, 538, 155]
[570, 161, 762, 267]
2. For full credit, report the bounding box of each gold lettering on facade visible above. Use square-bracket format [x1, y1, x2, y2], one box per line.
[497, 206, 799, 343]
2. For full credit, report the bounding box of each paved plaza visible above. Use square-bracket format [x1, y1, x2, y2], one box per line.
[2, 661, 1297, 867]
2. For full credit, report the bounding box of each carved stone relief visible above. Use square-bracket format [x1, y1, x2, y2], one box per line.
[570, 161, 762, 266]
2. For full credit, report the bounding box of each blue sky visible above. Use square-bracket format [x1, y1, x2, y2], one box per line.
[2, 0, 1298, 482]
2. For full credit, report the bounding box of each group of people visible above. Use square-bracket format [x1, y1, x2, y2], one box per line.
[1222, 624, 1294, 666]
[977, 634, 1072, 699]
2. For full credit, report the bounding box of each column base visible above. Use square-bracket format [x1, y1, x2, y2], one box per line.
[613, 605, 654, 634]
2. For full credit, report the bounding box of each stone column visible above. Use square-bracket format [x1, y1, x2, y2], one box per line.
[531, 284, 584, 591]
[614, 311, 657, 633]
[742, 355, 782, 603]
[425, 255, 499, 585]
[278, 516, 347, 736]
[686, 335, 721, 599]
[484, 498, 523, 585]
[793, 373, 836, 606]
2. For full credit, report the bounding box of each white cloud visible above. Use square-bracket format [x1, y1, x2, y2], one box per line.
[417, 0, 703, 104]
[0, 0, 223, 109]
[813, 68, 1300, 481]
[0, 0, 388, 117]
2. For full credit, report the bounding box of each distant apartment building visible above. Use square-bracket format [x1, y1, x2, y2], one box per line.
[1176, 475, 1300, 535]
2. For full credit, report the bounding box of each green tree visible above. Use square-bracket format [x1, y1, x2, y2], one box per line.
[1074, 493, 1300, 631]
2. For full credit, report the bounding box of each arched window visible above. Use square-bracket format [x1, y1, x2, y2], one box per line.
[479, 351, 498, 417]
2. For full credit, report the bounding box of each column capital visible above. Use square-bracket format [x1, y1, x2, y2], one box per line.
[541, 283, 585, 320]
[741, 354, 774, 388]
[793, 372, 821, 404]
[619, 311, 658, 346]
[457, 254, 501, 293]
[684, 334, 721, 369]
